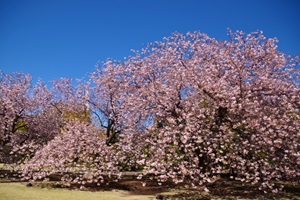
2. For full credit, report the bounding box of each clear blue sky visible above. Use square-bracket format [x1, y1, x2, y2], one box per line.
[0, 0, 299, 84]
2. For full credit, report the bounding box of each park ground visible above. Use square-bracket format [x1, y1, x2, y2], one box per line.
[1, 170, 300, 200]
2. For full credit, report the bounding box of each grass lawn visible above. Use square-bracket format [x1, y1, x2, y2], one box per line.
[0, 183, 155, 200]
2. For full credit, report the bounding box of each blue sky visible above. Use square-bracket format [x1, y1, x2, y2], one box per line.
[0, 0, 299, 84]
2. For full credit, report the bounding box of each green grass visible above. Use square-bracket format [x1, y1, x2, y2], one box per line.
[0, 183, 155, 200]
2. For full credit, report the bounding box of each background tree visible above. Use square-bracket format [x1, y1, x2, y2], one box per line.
[0, 72, 58, 165]
[0, 74, 89, 166]
[22, 78, 120, 185]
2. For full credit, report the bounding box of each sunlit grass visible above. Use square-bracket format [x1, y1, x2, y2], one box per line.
[0, 183, 155, 200]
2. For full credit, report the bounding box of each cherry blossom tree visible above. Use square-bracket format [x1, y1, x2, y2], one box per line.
[13, 30, 300, 192]
[0, 74, 86, 166]
[90, 30, 300, 191]
[0, 72, 58, 165]
[22, 77, 122, 185]
[22, 119, 120, 186]
[89, 67, 123, 145]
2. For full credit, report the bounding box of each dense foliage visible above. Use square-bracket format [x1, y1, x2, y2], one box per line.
[1, 30, 299, 192]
